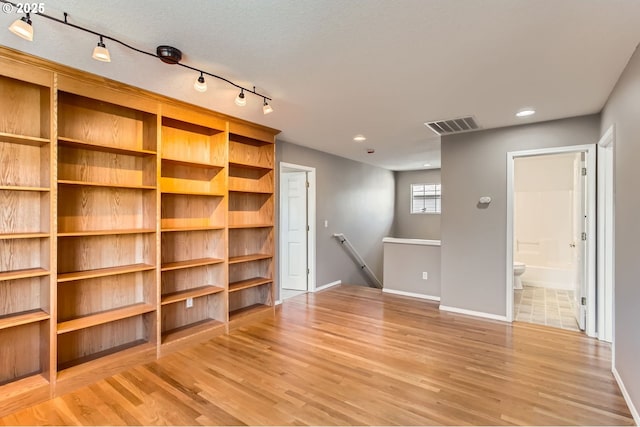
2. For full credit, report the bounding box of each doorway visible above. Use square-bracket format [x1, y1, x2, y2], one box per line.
[506, 145, 596, 336]
[279, 162, 316, 301]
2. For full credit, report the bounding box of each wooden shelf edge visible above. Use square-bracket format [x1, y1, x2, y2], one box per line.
[57, 263, 155, 283]
[228, 277, 272, 293]
[161, 257, 225, 272]
[228, 224, 273, 229]
[161, 319, 225, 346]
[0, 267, 49, 282]
[0, 309, 50, 331]
[0, 185, 49, 192]
[57, 303, 155, 335]
[0, 232, 49, 240]
[58, 136, 156, 157]
[58, 180, 156, 190]
[161, 226, 225, 232]
[228, 254, 272, 264]
[161, 285, 225, 305]
[161, 190, 225, 197]
[57, 229, 156, 237]
[0, 131, 49, 146]
[228, 161, 273, 171]
[161, 157, 224, 169]
[228, 189, 274, 195]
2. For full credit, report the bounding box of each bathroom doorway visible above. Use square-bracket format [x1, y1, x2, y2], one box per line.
[506, 145, 596, 336]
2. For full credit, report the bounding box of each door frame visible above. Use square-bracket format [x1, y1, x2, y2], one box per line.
[506, 144, 597, 337]
[279, 162, 316, 296]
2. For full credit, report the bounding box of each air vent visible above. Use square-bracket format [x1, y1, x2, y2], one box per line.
[424, 116, 480, 136]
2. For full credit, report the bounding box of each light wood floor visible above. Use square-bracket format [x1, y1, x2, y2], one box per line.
[0, 285, 633, 426]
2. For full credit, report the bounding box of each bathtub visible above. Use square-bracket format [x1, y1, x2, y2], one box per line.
[520, 264, 576, 290]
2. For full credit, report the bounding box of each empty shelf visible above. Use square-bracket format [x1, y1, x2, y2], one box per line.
[58, 180, 155, 190]
[161, 257, 224, 272]
[161, 157, 224, 169]
[57, 229, 156, 237]
[0, 232, 49, 240]
[161, 319, 225, 345]
[228, 254, 272, 264]
[0, 185, 49, 192]
[0, 309, 49, 331]
[57, 303, 155, 335]
[161, 225, 225, 233]
[229, 304, 271, 321]
[161, 285, 224, 305]
[58, 136, 155, 156]
[228, 224, 273, 229]
[0, 131, 49, 146]
[0, 268, 49, 282]
[228, 277, 272, 293]
[57, 263, 155, 283]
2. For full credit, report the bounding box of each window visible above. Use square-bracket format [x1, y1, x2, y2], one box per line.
[411, 183, 441, 214]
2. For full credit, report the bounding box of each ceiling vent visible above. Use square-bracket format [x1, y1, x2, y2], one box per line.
[424, 116, 480, 136]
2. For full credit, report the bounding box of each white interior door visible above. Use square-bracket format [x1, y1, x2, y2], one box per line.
[573, 154, 587, 330]
[281, 171, 308, 291]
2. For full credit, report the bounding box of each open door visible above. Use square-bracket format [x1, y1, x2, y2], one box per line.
[281, 171, 308, 291]
[573, 154, 587, 330]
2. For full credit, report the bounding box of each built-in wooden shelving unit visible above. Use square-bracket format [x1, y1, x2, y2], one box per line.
[0, 47, 279, 416]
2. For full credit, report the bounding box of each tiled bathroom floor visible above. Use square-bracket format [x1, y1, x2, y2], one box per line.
[514, 285, 580, 331]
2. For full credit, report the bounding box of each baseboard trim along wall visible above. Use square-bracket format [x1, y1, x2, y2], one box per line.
[439, 305, 509, 322]
[314, 280, 342, 292]
[612, 366, 640, 425]
[383, 288, 440, 302]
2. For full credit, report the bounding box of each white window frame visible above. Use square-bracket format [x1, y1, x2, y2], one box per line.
[410, 183, 441, 214]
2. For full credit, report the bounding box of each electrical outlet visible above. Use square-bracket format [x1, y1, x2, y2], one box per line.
[186, 297, 194, 308]
[422, 272, 428, 280]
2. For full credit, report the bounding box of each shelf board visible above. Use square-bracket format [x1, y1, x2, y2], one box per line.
[161, 257, 225, 272]
[0, 232, 49, 240]
[229, 277, 272, 293]
[161, 285, 225, 305]
[228, 161, 272, 171]
[161, 157, 224, 169]
[228, 254, 272, 264]
[229, 189, 273, 195]
[57, 263, 155, 283]
[58, 180, 155, 190]
[161, 319, 225, 345]
[56, 340, 153, 374]
[0, 309, 50, 331]
[229, 303, 271, 321]
[58, 136, 156, 157]
[0, 131, 49, 146]
[0, 185, 49, 192]
[161, 189, 225, 197]
[0, 267, 49, 282]
[228, 223, 273, 229]
[57, 303, 155, 335]
[161, 225, 224, 233]
[57, 228, 156, 237]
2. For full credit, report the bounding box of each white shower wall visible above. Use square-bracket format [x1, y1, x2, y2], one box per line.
[514, 153, 581, 290]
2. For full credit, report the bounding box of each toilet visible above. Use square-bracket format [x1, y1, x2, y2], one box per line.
[513, 262, 526, 290]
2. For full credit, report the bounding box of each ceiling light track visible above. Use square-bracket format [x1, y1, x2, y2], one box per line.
[2, 0, 273, 109]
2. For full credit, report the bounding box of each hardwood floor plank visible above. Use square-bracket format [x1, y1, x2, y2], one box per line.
[0, 285, 634, 425]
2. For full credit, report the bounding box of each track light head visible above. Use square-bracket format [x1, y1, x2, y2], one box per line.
[8, 13, 33, 41]
[194, 72, 207, 92]
[92, 36, 111, 62]
[262, 99, 273, 115]
[235, 89, 246, 107]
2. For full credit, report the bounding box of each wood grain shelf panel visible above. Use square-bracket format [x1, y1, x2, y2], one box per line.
[0, 132, 49, 146]
[161, 225, 225, 233]
[228, 161, 272, 171]
[161, 157, 224, 169]
[228, 277, 272, 293]
[161, 319, 224, 345]
[161, 189, 225, 197]
[57, 263, 155, 283]
[0, 232, 49, 240]
[0, 268, 49, 282]
[0, 309, 49, 331]
[57, 229, 156, 237]
[228, 254, 272, 264]
[58, 180, 156, 190]
[0, 185, 49, 192]
[56, 340, 153, 374]
[161, 258, 225, 272]
[228, 224, 273, 229]
[161, 285, 224, 305]
[229, 189, 273, 194]
[57, 303, 155, 335]
[58, 136, 156, 157]
[228, 303, 270, 320]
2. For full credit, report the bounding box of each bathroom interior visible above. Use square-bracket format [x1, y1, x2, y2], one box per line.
[513, 152, 585, 331]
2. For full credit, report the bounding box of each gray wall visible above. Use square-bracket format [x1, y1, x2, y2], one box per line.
[440, 115, 600, 315]
[601, 44, 640, 418]
[383, 242, 441, 298]
[276, 141, 395, 289]
[393, 169, 441, 239]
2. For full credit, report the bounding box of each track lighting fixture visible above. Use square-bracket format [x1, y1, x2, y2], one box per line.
[1, 0, 274, 111]
[8, 13, 33, 41]
[193, 72, 207, 92]
[92, 36, 111, 62]
[235, 89, 247, 107]
[262, 98, 273, 115]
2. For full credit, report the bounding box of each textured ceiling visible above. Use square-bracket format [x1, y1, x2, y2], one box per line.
[1, 0, 639, 170]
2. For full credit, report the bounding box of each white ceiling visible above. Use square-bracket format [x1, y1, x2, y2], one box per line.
[1, 0, 639, 170]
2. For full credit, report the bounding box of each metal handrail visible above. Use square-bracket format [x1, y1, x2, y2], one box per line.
[333, 233, 383, 288]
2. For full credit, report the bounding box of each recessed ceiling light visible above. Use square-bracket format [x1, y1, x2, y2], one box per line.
[516, 108, 536, 118]
[353, 134, 366, 142]
[423, 163, 432, 167]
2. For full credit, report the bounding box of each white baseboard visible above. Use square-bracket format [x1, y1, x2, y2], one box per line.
[275, 300, 283, 306]
[439, 304, 509, 322]
[613, 366, 640, 425]
[314, 280, 341, 292]
[383, 288, 440, 302]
